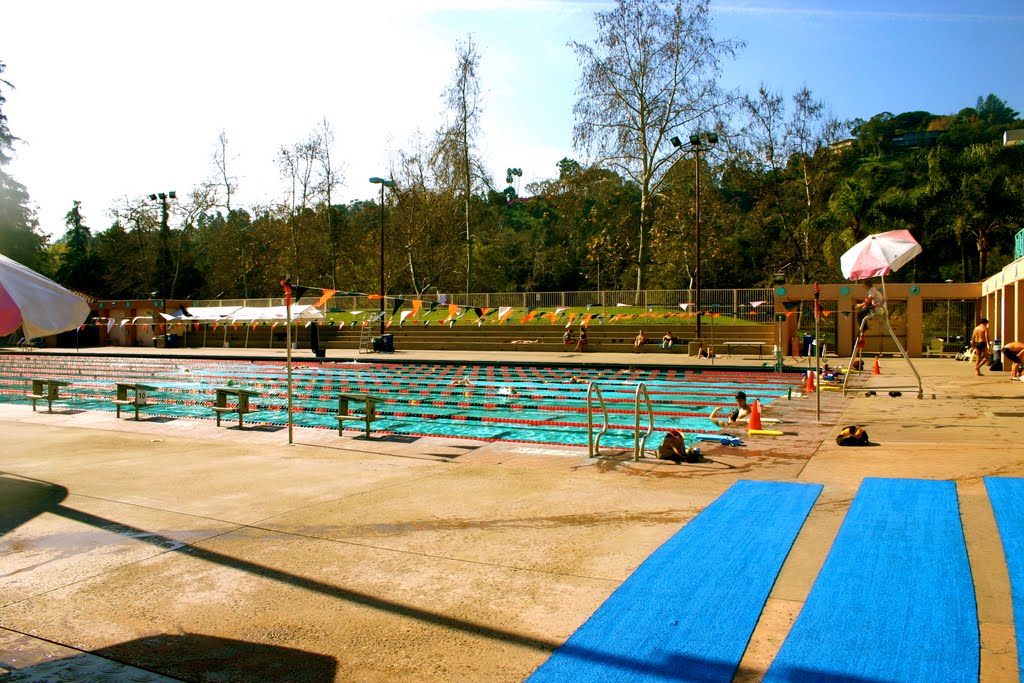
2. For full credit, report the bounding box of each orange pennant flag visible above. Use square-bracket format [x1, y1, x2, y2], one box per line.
[411, 299, 423, 317]
[314, 289, 338, 309]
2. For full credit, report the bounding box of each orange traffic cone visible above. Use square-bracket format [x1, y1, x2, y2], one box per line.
[748, 400, 763, 431]
[873, 356, 881, 375]
[805, 370, 816, 393]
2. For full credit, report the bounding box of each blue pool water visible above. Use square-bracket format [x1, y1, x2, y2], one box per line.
[0, 355, 802, 450]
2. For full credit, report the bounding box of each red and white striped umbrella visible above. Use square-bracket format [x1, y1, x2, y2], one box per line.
[0, 253, 91, 340]
[840, 230, 922, 281]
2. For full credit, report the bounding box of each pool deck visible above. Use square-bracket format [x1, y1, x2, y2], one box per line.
[1, 346, 1021, 681]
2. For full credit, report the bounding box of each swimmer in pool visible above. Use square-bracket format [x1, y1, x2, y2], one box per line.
[709, 391, 752, 427]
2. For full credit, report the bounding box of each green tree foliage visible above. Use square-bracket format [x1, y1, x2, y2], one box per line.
[55, 201, 99, 293]
[0, 61, 47, 272]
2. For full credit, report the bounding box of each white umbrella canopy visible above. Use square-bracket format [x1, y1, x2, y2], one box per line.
[840, 230, 923, 281]
[0, 253, 91, 340]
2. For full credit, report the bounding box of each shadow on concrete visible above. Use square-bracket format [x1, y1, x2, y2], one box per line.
[98, 633, 338, 682]
[3, 474, 780, 681]
[4, 633, 337, 682]
[0, 474, 68, 537]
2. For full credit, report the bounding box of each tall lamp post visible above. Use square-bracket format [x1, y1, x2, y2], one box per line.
[670, 133, 717, 340]
[369, 177, 395, 337]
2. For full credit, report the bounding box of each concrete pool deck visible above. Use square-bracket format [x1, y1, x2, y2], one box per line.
[0, 346, 1021, 681]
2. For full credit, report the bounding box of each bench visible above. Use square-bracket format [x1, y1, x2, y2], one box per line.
[27, 379, 71, 413]
[634, 341, 688, 354]
[336, 392, 383, 437]
[212, 386, 260, 428]
[112, 382, 157, 420]
[722, 341, 767, 358]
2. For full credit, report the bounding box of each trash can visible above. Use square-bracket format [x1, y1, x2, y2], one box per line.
[371, 336, 386, 352]
[382, 333, 394, 353]
[166, 334, 179, 348]
[154, 335, 166, 348]
[991, 339, 1004, 371]
[802, 334, 814, 357]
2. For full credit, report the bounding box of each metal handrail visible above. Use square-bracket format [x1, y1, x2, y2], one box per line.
[586, 383, 609, 458]
[633, 383, 655, 461]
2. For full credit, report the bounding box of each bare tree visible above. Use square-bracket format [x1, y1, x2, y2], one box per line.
[276, 136, 320, 272]
[570, 0, 741, 302]
[435, 35, 489, 296]
[314, 118, 345, 290]
[212, 130, 238, 214]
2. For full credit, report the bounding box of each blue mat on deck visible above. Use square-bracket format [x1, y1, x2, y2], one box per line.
[984, 477, 1024, 681]
[764, 478, 979, 683]
[525, 479, 822, 683]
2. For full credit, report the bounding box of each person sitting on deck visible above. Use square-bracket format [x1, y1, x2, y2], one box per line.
[562, 328, 574, 347]
[697, 343, 715, 359]
[574, 327, 588, 352]
[661, 331, 677, 349]
[633, 330, 648, 352]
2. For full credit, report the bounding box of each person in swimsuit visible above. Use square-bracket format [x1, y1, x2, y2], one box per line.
[971, 318, 990, 377]
[1001, 340, 1024, 380]
[574, 326, 588, 352]
[710, 391, 752, 426]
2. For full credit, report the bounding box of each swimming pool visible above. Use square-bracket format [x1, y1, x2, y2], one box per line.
[0, 355, 802, 450]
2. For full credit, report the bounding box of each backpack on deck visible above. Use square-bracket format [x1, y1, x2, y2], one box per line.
[836, 425, 869, 447]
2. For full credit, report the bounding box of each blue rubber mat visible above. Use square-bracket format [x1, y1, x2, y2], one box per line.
[764, 478, 979, 682]
[526, 479, 822, 683]
[984, 477, 1024, 680]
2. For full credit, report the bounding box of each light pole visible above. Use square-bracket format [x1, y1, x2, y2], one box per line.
[369, 177, 395, 337]
[671, 133, 717, 340]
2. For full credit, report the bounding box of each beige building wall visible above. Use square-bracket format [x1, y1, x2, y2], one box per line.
[774, 281, 982, 358]
[982, 258, 1024, 345]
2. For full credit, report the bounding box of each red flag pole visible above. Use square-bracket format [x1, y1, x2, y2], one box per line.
[813, 282, 821, 421]
[281, 278, 294, 444]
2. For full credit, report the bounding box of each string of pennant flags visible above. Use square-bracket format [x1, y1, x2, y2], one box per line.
[85, 283, 838, 332]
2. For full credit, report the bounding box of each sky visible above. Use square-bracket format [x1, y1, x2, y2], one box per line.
[4, 0, 1023, 240]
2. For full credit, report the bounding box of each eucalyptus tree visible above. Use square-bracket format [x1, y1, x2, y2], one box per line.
[391, 133, 464, 297]
[570, 0, 741, 302]
[314, 118, 344, 290]
[435, 35, 489, 295]
[277, 134, 321, 275]
[211, 130, 238, 214]
[737, 85, 845, 282]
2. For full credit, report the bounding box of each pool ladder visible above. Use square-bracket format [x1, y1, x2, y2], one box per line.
[586, 382, 655, 461]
